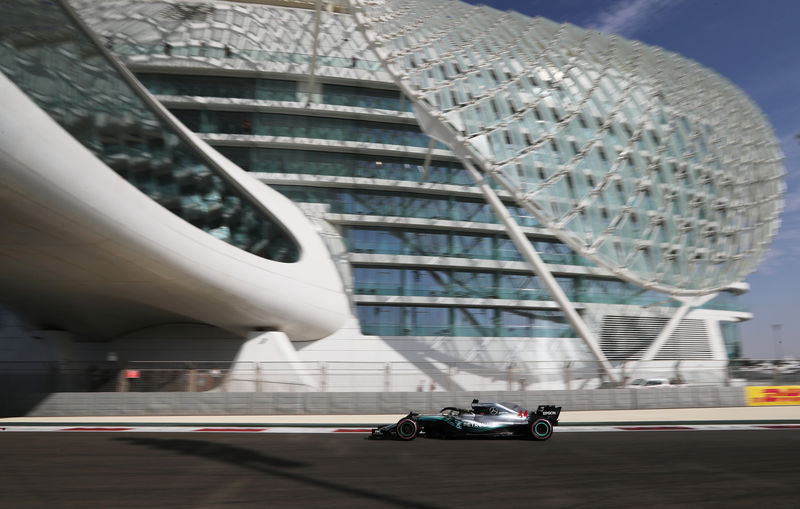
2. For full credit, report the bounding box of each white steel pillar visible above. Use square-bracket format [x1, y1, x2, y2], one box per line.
[626, 293, 717, 379]
[462, 160, 620, 384]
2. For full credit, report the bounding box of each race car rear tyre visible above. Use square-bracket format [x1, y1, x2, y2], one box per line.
[396, 418, 418, 441]
[531, 418, 553, 441]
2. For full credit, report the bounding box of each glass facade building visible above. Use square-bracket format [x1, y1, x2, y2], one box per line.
[76, 0, 773, 354]
[1, 0, 782, 389]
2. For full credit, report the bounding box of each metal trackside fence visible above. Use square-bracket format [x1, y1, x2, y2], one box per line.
[2, 359, 799, 393]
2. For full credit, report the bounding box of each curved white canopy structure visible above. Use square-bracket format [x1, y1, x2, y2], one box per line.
[0, 0, 350, 339]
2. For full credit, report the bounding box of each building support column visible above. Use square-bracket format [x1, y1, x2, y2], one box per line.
[462, 160, 620, 384]
[226, 331, 314, 391]
[626, 293, 717, 380]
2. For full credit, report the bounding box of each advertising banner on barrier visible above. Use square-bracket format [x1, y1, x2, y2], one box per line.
[745, 386, 800, 406]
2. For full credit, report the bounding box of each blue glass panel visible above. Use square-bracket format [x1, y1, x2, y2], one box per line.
[108, 42, 383, 71]
[357, 304, 574, 338]
[180, 109, 446, 149]
[323, 83, 413, 112]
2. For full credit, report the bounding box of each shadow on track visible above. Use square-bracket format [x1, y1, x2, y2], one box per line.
[114, 437, 443, 509]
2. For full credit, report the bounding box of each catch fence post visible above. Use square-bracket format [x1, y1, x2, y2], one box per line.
[447, 364, 454, 392]
[564, 361, 572, 390]
[117, 369, 128, 393]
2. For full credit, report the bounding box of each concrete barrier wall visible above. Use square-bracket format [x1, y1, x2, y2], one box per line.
[1, 387, 747, 417]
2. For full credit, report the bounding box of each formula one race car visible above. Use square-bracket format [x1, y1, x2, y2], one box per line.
[371, 399, 561, 441]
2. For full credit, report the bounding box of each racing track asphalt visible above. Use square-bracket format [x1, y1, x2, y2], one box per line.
[2, 430, 799, 508]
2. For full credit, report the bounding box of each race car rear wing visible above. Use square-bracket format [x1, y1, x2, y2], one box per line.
[534, 405, 562, 423]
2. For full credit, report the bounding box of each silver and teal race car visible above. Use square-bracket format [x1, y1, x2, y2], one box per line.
[371, 399, 561, 441]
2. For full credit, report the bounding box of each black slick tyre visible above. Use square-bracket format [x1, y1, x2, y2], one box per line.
[531, 418, 553, 441]
[396, 418, 418, 441]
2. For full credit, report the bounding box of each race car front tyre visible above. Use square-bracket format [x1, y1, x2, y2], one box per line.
[396, 418, 418, 441]
[531, 418, 553, 441]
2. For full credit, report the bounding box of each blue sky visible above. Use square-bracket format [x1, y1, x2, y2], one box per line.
[465, 0, 800, 357]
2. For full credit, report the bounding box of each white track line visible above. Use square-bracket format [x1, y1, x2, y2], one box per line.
[1, 425, 799, 433]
